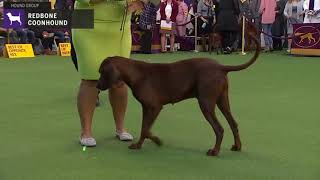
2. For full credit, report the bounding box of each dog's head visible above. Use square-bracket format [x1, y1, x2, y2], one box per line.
[6, 12, 12, 16]
[97, 58, 121, 91]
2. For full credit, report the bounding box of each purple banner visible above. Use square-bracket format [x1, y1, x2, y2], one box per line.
[292, 23, 320, 49]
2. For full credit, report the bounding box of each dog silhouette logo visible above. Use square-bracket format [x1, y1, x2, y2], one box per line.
[3, 9, 26, 29]
[294, 25, 320, 48]
[6, 12, 22, 25]
[298, 33, 316, 44]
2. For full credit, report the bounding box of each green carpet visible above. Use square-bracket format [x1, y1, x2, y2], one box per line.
[0, 52, 319, 180]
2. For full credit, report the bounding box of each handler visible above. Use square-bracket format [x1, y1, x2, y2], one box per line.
[72, 0, 143, 146]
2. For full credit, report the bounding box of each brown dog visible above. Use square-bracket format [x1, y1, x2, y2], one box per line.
[97, 33, 260, 156]
[244, 20, 259, 51]
[208, 31, 223, 54]
[208, 24, 223, 54]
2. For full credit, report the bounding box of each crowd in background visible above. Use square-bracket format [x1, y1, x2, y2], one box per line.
[1, 0, 320, 56]
[134, 0, 320, 54]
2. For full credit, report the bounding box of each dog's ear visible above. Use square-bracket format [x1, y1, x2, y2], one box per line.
[97, 60, 120, 90]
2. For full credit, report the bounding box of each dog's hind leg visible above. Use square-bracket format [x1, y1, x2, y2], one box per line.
[217, 88, 242, 151]
[198, 99, 224, 156]
[129, 105, 162, 150]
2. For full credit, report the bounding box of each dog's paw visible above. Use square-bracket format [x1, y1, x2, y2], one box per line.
[150, 136, 163, 146]
[206, 149, 219, 156]
[128, 143, 141, 150]
[230, 144, 241, 151]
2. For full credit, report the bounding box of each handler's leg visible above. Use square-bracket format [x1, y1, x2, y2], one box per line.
[109, 83, 133, 141]
[78, 80, 99, 146]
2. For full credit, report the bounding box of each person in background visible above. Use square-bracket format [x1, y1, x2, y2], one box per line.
[49, 0, 56, 9]
[67, 0, 75, 10]
[240, 0, 261, 27]
[160, 0, 179, 52]
[272, 0, 287, 51]
[303, 0, 320, 23]
[54, 30, 69, 45]
[15, 29, 36, 44]
[139, 1, 157, 54]
[32, 27, 69, 55]
[214, 0, 219, 17]
[284, 0, 304, 52]
[55, 0, 75, 10]
[259, 0, 276, 52]
[55, 0, 64, 9]
[32, 29, 56, 55]
[186, 0, 198, 36]
[249, 0, 261, 26]
[190, 0, 199, 14]
[197, 0, 215, 51]
[0, 28, 19, 43]
[176, 0, 188, 37]
[216, 0, 240, 54]
[239, 0, 250, 17]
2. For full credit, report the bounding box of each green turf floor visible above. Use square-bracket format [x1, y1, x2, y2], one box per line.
[0, 52, 319, 180]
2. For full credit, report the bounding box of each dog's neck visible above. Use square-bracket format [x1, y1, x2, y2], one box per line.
[111, 58, 142, 88]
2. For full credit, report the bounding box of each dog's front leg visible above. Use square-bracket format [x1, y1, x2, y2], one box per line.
[129, 105, 162, 150]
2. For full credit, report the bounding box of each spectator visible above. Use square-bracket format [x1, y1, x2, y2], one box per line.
[186, 0, 198, 36]
[55, 0, 64, 9]
[216, 0, 240, 54]
[54, 29, 69, 45]
[238, 0, 261, 51]
[303, 0, 320, 23]
[249, 0, 261, 23]
[239, 0, 250, 17]
[50, 0, 56, 9]
[240, 0, 261, 25]
[0, 28, 19, 43]
[272, 0, 287, 51]
[284, 0, 304, 52]
[15, 29, 36, 44]
[55, 0, 75, 10]
[176, 0, 188, 37]
[191, 0, 199, 13]
[30, 27, 68, 55]
[139, 1, 157, 53]
[197, 0, 215, 51]
[259, 0, 276, 52]
[34, 29, 56, 55]
[160, 0, 179, 52]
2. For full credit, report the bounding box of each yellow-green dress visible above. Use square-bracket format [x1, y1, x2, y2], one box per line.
[72, 0, 131, 80]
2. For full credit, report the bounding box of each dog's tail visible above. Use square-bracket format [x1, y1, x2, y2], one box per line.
[222, 32, 261, 73]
